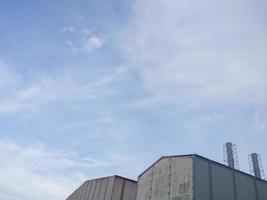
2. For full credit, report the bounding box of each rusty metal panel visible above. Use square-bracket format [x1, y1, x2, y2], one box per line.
[123, 180, 137, 200]
[111, 177, 124, 200]
[151, 158, 171, 200]
[193, 156, 210, 200]
[170, 157, 193, 200]
[137, 166, 154, 200]
[235, 173, 256, 200]
[211, 164, 235, 200]
[256, 179, 267, 200]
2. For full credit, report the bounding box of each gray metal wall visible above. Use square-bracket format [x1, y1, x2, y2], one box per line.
[256, 179, 267, 200]
[66, 176, 137, 200]
[193, 156, 267, 200]
[137, 156, 193, 200]
[66, 155, 267, 200]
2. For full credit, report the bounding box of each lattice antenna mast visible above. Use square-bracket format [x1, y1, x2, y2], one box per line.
[223, 142, 239, 169]
[258, 155, 266, 180]
[249, 153, 266, 180]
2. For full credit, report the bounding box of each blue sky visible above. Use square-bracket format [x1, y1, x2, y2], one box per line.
[0, 0, 267, 199]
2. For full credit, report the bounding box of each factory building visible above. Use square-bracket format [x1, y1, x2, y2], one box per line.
[66, 154, 267, 200]
[137, 154, 267, 200]
[66, 175, 137, 200]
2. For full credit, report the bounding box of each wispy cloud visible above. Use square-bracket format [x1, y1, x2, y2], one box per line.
[0, 140, 86, 200]
[0, 140, 141, 200]
[121, 0, 267, 106]
[81, 36, 105, 52]
[0, 62, 127, 114]
[62, 26, 75, 33]
[63, 26, 106, 53]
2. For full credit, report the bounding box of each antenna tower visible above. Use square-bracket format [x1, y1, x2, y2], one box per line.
[249, 153, 266, 180]
[223, 142, 239, 169]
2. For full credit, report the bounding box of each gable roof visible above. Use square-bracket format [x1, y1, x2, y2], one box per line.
[138, 154, 195, 177]
[138, 154, 267, 183]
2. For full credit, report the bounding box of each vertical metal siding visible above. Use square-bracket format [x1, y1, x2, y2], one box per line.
[99, 178, 109, 200]
[211, 164, 235, 200]
[111, 177, 124, 200]
[193, 156, 267, 200]
[193, 156, 210, 200]
[123, 180, 137, 200]
[84, 181, 93, 200]
[93, 179, 103, 200]
[88, 180, 97, 200]
[78, 182, 87, 200]
[66, 176, 137, 200]
[256, 180, 267, 200]
[104, 176, 115, 200]
[74, 186, 82, 200]
[80, 181, 89, 200]
[137, 155, 267, 200]
[235, 173, 256, 200]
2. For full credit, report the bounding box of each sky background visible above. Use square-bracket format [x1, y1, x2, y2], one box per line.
[0, 0, 267, 199]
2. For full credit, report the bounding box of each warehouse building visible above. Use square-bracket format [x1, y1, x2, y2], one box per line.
[137, 154, 267, 200]
[66, 175, 137, 200]
[66, 154, 267, 200]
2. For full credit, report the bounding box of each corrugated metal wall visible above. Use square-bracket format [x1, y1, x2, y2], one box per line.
[67, 155, 267, 200]
[193, 156, 210, 200]
[211, 164, 235, 200]
[193, 156, 267, 200]
[256, 179, 267, 200]
[66, 176, 137, 200]
[137, 156, 193, 200]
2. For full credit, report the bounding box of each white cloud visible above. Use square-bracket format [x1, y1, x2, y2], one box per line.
[0, 63, 127, 114]
[121, 0, 267, 106]
[82, 36, 105, 52]
[63, 27, 106, 53]
[0, 140, 142, 200]
[62, 26, 75, 33]
[0, 140, 88, 200]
